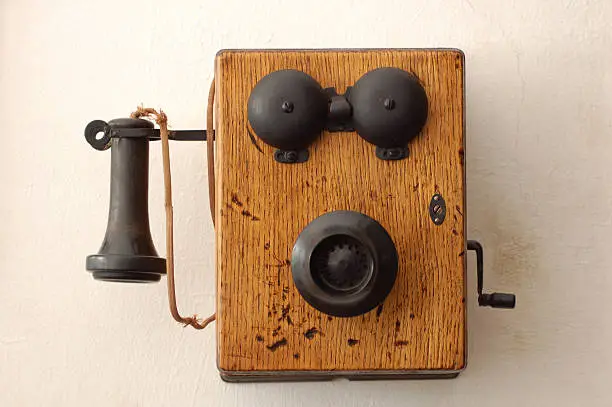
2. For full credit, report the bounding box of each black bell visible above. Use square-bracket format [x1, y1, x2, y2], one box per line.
[350, 67, 428, 148]
[86, 118, 166, 283]
[247, 69, 328, 150]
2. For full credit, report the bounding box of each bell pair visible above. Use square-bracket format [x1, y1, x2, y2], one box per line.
[247, 67, 429, 155]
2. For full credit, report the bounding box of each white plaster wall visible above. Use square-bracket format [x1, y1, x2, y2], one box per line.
[1, 0, 611, 405]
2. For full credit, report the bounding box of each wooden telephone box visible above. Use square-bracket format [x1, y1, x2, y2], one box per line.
[85, 48, 515, 382]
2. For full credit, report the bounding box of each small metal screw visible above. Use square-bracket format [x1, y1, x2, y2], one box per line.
[281, 101, 294, 113]
[286, 151, 298, 162]
[433, 195, 440, 201]
[383, 98, 395, 110]
[434, 217, 441, 224]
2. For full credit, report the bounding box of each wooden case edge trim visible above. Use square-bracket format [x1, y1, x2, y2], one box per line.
[219, 368, 462, 382]
[213, 48, 467, 374]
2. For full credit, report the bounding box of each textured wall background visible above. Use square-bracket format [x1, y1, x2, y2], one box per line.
[1, 1, 611, 406]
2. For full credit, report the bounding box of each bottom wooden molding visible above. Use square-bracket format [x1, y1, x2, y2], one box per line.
[219, 368, 462, 382]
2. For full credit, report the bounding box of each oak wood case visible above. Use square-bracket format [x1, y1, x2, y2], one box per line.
[214, 49, 466, 381]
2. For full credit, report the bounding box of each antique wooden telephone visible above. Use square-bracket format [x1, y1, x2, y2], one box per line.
[84, 49, 516, 381]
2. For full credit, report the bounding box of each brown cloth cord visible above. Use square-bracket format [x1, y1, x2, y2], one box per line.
[130, 80, 216, 329]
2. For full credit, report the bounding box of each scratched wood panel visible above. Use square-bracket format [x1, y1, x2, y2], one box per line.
[214, 49, 465, 375]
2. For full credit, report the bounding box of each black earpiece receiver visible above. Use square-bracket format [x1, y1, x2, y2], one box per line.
[85, 118, 166, 283]
[349, 67, 428, 148]
[247, 69, 328, 151]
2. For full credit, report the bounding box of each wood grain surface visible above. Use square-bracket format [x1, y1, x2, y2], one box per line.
[214, 49, 465, 375]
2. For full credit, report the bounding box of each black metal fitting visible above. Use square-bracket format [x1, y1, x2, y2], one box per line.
[85, 120, 113, 150]
[429, 193, 446, 225]
[84, 119, 208, 151]
[467, 240, 516, 309]
[324, 87, 354, 132]
[376, 146, 409, 161]
[274, 149, 309, 164]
